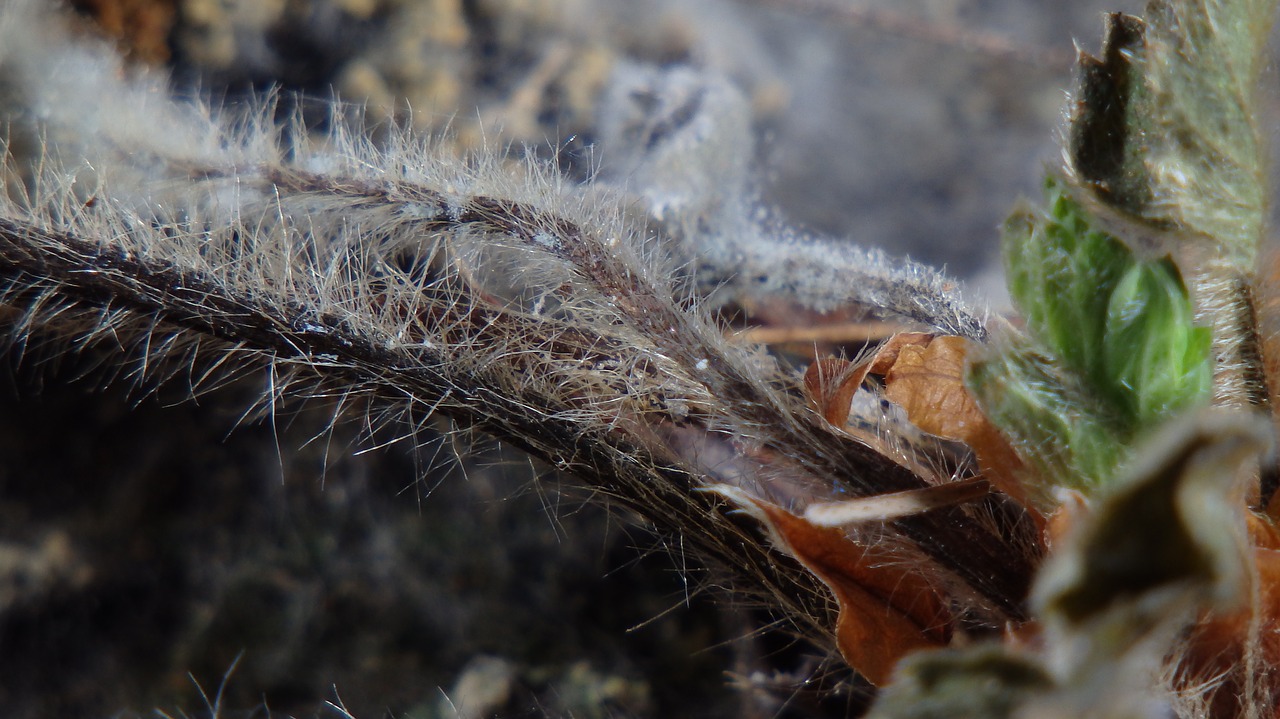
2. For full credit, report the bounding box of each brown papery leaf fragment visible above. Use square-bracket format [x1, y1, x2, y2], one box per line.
[803, 332, 933, 426]
[880, 335, 1036, 516]
[804, 357, 866, 427]
[710, 485, 950, 686]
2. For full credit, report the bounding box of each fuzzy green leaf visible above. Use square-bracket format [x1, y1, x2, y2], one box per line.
[1003, 180, 1129, 390]
[975, 178, 1211, 491]
[1103, 259, 1213, 423]
[1002, 179, 1212, 426]
[967, 342, 1126, 493]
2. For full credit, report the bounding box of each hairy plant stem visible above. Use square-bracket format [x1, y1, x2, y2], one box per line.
[0, 193, 1036, 623]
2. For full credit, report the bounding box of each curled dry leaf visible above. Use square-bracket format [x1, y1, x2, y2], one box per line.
[882, 336, 1033, 512]
[805, 333, 1036, 516]
[803, 332, 932, 427]
[710, 485, 950, 687]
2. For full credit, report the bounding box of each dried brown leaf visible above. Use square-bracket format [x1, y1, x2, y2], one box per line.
[880, 335, 1036, 515]
[711, 486, 950, 686]
[802, 332, 933, 426]
[804, 357, 865, 427]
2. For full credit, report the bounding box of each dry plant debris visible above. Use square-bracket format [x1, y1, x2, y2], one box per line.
[2, 0, 1280, 718]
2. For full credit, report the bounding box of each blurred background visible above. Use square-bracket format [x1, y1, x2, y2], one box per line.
[0, 1, 1147, 717]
